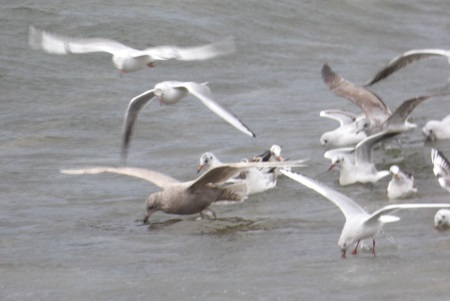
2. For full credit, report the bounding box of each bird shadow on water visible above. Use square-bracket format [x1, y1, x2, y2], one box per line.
[143, 216, 315, 236]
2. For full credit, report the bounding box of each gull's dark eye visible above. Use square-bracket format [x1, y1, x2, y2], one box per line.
[323, 139, 328, 144]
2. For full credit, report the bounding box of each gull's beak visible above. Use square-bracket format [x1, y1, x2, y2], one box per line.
[197, 164, 205, 174]
[275, 156, 281, 161]
[328, 164, 335, 171]
[147, 62, 155, 68]
[341, 249, 346, 259]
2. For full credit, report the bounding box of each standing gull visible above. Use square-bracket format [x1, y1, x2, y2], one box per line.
[365, 49, 450, 86]
[386, 165, 417, 200]
[28, 26, 235, 74]
[319, 109, 367, 147]
[431, 148, 450, 192]
[423, 114, 450, 141]
[280, 170, 450, 258]
[61, 160, 305, 223]
[321, 64, 438, 134]
[121, 81, 256, 162]
[326, 130, 399, 186]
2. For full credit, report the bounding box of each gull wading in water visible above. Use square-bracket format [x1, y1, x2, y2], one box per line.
[422, 115, 450, 141]
[319, 109, 367, 147]
[321, 64, 440, 134]
[365, 49, 450, 86]
[386, 165, 417, 200]
[326, 130, 399, 186]
[431, 148, 450, 192]
[28, 26, 235, 74]
[280, 170, 450, 258]
[60, 160, 305, 223]
[120, 81, 256, 162]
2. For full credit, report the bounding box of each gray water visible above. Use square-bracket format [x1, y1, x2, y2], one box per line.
[2, 0, 450, 300]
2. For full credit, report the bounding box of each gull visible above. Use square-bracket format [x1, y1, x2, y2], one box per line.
[365, 49, 450, 86]
[252, 145, 291, 175]
[197, 153, 277, 195]
[28, 26, 235, 74]
[197, 152, 223, 173]
[423, 114, 450, 141]
[326, 130, 399, 186]
[121, 81, 255, 162]
[319, 109, 367, 146]
[280, 169, 450, 258]
[60, 160, 305, 223]
[321, 64, 438, 134]
[434, 209, 450, 229]
[386, 165, 417, 200]
[238, 158, 277, 195]
[431, 148, 450, 192]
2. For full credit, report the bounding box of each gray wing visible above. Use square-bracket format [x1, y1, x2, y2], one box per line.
[60, 166, 180, 188]
[121, 89, 156, 163]
[280, 170, 367, 219]
[321, 64, 391, 120]
[190, 160, 307, 192]
[172, 82, 256, 137]
[383, 95, 432, 129]
[354, 130, 399, 165]
[143, 38, 235, 61]
[28, 26, 132, 55]
[365, 49, 450, 86]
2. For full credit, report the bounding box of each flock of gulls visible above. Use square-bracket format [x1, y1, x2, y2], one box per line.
[29, 26, 450, 258]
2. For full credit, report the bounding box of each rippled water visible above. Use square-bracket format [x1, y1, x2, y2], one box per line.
[2, 1, 450, 300]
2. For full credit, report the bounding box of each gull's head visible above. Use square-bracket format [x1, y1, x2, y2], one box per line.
[143, 192, 163, 224]
[434, 209, 450, 230]
[390, 165, 400, 179]
[153, 83, 166, 98]
[329, 155, 344, 171]
[338, 238, 353, 259]
[112, 56, 125, 72]
[422, 121, 438, 141]
[320, 132, 332, 146]
[270, 145, 282, 161]
[355, 117, 371, 134]
[198, 152, 215, 173]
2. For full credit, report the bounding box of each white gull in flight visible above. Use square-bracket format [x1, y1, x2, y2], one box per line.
[28, 26, 235, 74]
[121, 81, 255, 162]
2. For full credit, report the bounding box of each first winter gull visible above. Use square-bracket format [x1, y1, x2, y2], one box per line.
[365, 49, 450, 86]
[322, 64, 438, 134]
[61, 160, 305, 223]
[280, 170, 450, 258]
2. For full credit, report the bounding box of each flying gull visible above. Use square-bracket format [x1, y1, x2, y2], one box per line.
[121, 81, 256, 162]
[280, 170, 450, 258]
[28, 26, 235, 74]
